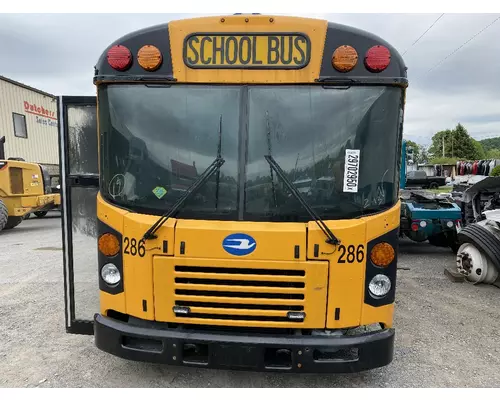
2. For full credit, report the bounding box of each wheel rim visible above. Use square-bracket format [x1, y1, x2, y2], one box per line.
[456, 243, 498, 283]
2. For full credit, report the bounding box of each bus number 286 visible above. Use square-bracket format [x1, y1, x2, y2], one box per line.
[337, 244, 364, 263]
[124, 237, 146, 257]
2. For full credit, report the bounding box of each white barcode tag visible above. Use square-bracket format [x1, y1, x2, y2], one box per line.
[343, 149, 360, 193]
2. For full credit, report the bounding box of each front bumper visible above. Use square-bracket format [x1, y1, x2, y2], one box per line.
[94, 314, 395, 373]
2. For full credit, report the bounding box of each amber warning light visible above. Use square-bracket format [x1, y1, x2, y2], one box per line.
[138, 45, 163, 71]
[99, 233, 120, 257]
[332, 45, 358, 72]
[370, 242, 395, 267]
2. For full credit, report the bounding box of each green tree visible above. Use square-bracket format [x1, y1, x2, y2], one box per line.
[429, 123, 478, 160]
[486, 148, 500, 158]
[480, 137, 500, 152]
[472, 139, 486, 159]
[491, 165, 500, 177]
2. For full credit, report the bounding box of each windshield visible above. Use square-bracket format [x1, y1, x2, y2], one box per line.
[98, 84, 403, 221]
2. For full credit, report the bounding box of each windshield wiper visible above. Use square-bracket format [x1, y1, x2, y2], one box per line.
[264, 155, 341, 246]
[142, 156, 225, 240]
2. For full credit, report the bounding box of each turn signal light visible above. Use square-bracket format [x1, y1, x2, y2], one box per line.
[370, 242, 395, 267]
[364, 45, 391, 72]
[98, 233, 120, 257]
[332, 45, 358, 72]
[138, 45, 163, 71]
[107, 45, 132, 71]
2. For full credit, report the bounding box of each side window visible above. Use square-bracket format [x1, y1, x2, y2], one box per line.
[12, 113, 28, 138]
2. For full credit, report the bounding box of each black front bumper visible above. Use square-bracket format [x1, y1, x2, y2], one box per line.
[94, 314, 395, 373]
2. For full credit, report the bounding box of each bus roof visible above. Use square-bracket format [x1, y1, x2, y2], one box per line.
[94, 14, 407, 86]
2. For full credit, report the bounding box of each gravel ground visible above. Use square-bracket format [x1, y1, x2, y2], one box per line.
[1, 213, 499, 388]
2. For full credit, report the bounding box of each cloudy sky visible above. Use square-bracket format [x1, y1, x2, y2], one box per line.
[1, 12, 499, 146]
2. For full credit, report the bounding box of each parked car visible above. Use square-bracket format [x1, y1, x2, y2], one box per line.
[406, 170, 446, 189]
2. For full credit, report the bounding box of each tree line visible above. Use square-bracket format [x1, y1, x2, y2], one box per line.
[405, 123, 500, 166]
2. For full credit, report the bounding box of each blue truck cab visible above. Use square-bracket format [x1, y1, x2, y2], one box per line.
[399, 140, 461, 251]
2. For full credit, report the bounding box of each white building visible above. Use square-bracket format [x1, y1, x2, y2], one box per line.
[0, 76, 59, 178]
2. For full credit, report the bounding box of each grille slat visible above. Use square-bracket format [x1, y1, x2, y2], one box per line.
[174, 295, 304, 306]
[173, 264, 306, 323]
[175, 300, 304, 311]
[175, 277, 305, 288]
[175, 271, 306, 283]
[175, 289, 304, 299]
[175, 265, 305, 276]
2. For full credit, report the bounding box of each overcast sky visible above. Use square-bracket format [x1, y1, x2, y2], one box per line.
[1, 12, 499, 146]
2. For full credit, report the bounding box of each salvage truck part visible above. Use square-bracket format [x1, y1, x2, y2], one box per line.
[59, 14, 408, 373]
[455, 177, 500, 284]
[399, 189, 461, 252]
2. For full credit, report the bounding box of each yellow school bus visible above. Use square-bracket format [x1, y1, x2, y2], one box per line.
[59, 13, 407, 373]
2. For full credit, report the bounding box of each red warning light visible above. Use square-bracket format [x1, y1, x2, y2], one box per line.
[364, 45, 391, 73]
[107, 45, 132, 71]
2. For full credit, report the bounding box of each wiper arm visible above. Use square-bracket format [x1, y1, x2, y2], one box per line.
[142, 156, 225, 240]
[264, 155, 341, 246]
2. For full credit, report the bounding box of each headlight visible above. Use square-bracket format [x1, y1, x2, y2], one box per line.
[369, 274, 391, 298]
[419, 220, 427, 228]
[446, 221, 454, 228]
[101, 263, 121, 285]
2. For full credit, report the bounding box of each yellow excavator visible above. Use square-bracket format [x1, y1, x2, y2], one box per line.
[0, 158, 60, 231]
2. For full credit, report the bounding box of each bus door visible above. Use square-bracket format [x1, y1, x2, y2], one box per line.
[58, 96, 99, 335]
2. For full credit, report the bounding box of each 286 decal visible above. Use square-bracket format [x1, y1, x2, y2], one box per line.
[123, 237, 146, 257]
[337, 244, 365, 263]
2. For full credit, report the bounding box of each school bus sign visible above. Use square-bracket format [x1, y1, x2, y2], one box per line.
[183, 33, 311, 69]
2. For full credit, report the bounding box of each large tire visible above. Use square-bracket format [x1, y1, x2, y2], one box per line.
[429, 182, 439, 189]
[4, 216, 23, 230]
[34, 211, 48, 218]
[458, 224, 500, 269]
[0, 200, 8, 231]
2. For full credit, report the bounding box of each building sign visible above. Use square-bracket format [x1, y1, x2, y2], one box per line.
[24, 100, 58, 127]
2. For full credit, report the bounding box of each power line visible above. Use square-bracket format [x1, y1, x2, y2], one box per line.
[422, 15, 500, 77]
[401, 13, 445, 56]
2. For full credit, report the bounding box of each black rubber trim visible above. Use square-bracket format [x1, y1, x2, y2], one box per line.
[98, 219, 124, 295]
[94, 314, 394, 373]
[319, 22, 407, 82]
[458, 224, 500, 267]
[94, 23, 173, 80]
[364, 228, 398, 307]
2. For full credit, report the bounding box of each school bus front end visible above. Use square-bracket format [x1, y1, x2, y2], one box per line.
[87, 14, 407, 372]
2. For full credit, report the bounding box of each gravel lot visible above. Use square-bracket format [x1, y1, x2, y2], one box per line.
[1, 213, 499, 388]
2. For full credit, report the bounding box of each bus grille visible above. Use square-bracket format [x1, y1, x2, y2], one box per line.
[173, 265, 306, 323]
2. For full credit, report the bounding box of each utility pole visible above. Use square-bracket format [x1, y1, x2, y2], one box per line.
[442, 135, 445, 157]
[451, 131, 454, 158]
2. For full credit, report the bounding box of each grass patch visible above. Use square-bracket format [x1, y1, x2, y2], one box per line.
[429, 186, 452, 193]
